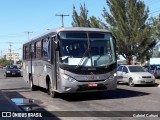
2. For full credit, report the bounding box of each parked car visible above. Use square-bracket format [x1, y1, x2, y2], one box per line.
[0, 65, 4, 69]
[5, 65, 21, 77]
[149, 65, 160, 78]
[117, 65, 155, 87]
[142, 65, 149, 72]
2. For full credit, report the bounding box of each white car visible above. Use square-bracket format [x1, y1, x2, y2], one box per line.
[117, 65, 155, 87]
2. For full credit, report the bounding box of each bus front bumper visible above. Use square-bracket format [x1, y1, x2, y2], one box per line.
[60, 78, 117, 93]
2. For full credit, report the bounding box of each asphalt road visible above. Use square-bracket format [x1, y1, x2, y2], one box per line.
[0, 69, 160, 120]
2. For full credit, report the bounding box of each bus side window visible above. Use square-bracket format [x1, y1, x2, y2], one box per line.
[32, 43, 36, 58]
[25, 45, 29, 59]
[36, 41, 41, 58]
[23, 46, 25, 60]
[42, 38, 49, 57]
[47, 39, 51, 58]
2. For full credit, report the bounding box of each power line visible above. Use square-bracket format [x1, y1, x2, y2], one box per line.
[0, 42, 23, 44]
[55, 14, 69, 27]
[149, 9, 160, 15]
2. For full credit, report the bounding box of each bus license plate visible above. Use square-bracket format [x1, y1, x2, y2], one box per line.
[88, 83, 97, 87]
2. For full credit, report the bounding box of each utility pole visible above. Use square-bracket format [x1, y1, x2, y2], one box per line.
[25, 31, 33, 41]
[8, 42, 13, 65]
[55, 14, 69, 27]
[25, 31, 33, 79]
[0, 50, 3, 59]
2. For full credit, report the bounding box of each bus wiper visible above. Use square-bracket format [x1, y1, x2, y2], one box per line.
[105, 63, 110, 68]
[75, 47, 90, 69]
[75, 33, 91, 69]
[105, 58, 112, 68]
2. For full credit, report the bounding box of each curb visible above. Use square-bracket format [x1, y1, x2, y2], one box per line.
[0, 90, 21, 111]
[0, 90, 31, 120]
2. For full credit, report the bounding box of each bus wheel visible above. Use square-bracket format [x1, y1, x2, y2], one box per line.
[47, 81, 56, 98]
[29, 76, 36, 91]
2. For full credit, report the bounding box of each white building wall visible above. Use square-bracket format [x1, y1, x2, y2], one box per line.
[5, 52, 20, 64]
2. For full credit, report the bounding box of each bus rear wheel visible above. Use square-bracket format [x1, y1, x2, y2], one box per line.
[47, 81, 57, 98]
[29, 76, 36, 91]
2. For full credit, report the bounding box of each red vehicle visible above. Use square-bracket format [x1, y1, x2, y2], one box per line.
[0, 65, 3, 69]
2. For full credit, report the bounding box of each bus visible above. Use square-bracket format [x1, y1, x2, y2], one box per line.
[22, 27, 117, 97]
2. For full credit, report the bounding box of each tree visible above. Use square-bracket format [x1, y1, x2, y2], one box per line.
[148, 15, 160, 41]
[0, 58, 13, 66]
[72, 4, 90, 27]
[72, 3, 106, 29]
[148, 15, 160, 58]
[102, 0, 157, 64]
[89, 16, 107, 29]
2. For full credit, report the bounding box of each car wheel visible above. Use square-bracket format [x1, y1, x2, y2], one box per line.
[129, 78, 135, 87]
[4, 74, 7, 78]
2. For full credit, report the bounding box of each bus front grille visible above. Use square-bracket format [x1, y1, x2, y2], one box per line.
[77, 79, 106, 82]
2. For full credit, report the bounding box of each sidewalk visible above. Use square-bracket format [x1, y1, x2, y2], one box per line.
[0, 90, 31, 120]
[155, 79, 160, 87]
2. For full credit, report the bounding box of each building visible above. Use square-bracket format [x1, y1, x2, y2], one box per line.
[5, 52, 20, 64]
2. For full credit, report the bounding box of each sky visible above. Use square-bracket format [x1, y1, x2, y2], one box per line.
[0, 0, 160, 59]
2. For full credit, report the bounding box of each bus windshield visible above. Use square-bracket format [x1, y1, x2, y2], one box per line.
[59, 31, 116, 67]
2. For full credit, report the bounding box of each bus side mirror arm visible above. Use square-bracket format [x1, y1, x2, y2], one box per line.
[51, 35, 59, 50]
[51, 35, 56, 42]
[112, 36, 117, 60]
[50, 35, 56, 64]
[51, 34, 59, 64]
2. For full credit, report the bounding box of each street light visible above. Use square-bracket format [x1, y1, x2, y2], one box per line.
[24, 31, 33, 41]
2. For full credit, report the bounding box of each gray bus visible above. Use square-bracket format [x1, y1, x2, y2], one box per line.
[22, 27, 117, 97]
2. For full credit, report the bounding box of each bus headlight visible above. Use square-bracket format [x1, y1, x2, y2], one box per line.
[108, 73, 117, 81]
[63, 74, 76, 82]
[113, 73, 117, 77]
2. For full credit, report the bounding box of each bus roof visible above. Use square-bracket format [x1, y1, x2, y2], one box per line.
[23, 27, 110, 45]
[54, 27, 110, 33]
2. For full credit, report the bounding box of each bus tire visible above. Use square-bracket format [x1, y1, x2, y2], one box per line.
[47, 81, 56, 98]
[29, 76, 36, 91]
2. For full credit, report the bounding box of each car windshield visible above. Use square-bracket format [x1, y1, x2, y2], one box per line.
[59, 31, 116, 67]
[7, 65, 18, 69]
[128, 66, 145, 72]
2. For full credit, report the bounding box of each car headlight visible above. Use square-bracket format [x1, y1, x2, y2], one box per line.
[63, 74, 76, 82]
[135, 76, 142, 80]
[6, 71, 11, 73]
